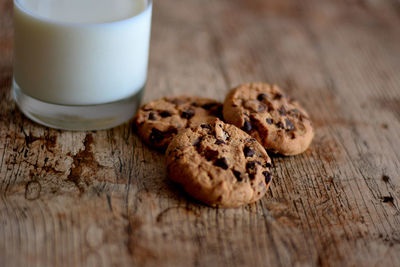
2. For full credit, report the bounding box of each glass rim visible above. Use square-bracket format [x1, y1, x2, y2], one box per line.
[14, 0, 152, 26]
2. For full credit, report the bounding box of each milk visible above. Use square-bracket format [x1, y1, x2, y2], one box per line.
[14, 0, 152, 105]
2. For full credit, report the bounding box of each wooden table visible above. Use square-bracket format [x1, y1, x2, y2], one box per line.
[1, 0, 400, 266]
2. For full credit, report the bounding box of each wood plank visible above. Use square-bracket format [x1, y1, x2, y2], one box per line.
[0, 0, 399, 266]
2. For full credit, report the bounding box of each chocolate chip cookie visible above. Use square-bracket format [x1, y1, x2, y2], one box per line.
[223, 83, 314, 155]
[134, 96, 222, 150]
[166, 119, 272, 208]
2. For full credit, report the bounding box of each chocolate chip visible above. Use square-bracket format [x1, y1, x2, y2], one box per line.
[274, 93, 283, 100]
[233, 170, 243, 181]
[278, 106, 286, 116]
[285, 118, 294, 131]
[257, 93, 267, 101]
[201, 103, 218, 110]
[246, 161, 256, 170]
[266, 118, 273, 125]
[149, 128, 165, 143]
[214, 157, 229, 169]
[263, 171, 272, 183]
[243, 146, 255, 157]
[191, 102, 199, 107]
[148, 112, 156, 120]
[265, 162, 272, 168]
[200, 124, 212, 130]
[276, 121, 285, 129]
[242, 119, 252, 132]
[205, 149, 219, 161]
[215, 139, 226, 145]
[160, 111, 172, 118]
[181, 109, 195, 119]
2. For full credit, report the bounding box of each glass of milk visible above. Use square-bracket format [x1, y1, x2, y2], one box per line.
[13, 0, 152, 130]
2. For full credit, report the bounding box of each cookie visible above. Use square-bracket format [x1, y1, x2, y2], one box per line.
[166, 119, 272, 208]
[134, 95, 222, 150]
[223, 83, 314, 156]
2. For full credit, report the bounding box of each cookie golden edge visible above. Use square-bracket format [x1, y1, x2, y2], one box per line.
[133, 95, 222, 151]
[165, 119, 272, 208]
[222, 82, 314, 156]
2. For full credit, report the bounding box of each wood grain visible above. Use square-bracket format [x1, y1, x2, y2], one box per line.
[1, 0, 400, 266]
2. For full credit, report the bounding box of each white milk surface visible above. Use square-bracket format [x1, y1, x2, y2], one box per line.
[14, 0, 152, 105]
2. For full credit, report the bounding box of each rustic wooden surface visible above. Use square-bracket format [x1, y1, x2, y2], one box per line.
[1, 0, 400, 266]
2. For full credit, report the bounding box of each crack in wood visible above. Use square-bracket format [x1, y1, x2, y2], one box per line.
[21, 129, 57, 151]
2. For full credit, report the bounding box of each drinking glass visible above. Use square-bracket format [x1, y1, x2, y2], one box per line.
[13, 0, 152, 130]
